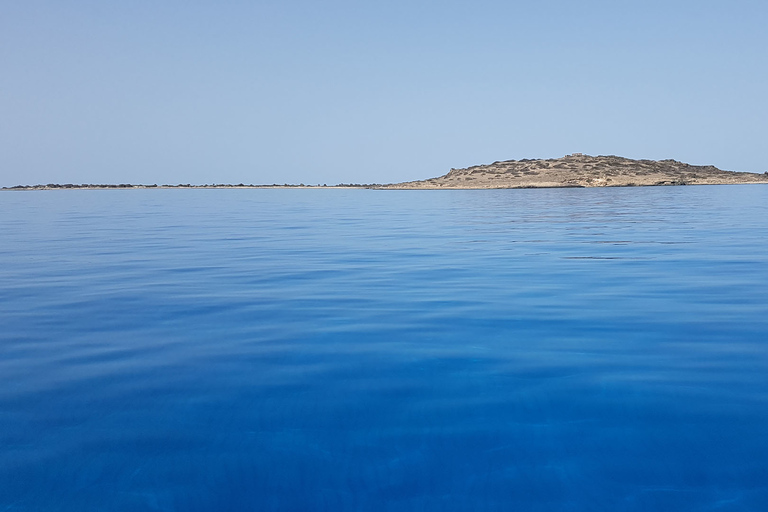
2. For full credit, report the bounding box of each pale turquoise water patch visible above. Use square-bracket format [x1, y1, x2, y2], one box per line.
[1, 186, 767, 511]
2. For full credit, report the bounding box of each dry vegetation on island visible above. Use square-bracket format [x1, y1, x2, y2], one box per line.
[380, 154, 768, 189]
[5, 155, 767, 191]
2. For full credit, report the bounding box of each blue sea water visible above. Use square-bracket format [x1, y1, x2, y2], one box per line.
[1, 185, 768, 511]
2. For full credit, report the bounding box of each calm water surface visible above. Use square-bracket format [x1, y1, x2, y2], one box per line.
[1, 186, 767, 511]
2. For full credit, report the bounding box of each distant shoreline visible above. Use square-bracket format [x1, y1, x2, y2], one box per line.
[5, 182, 768, 191]
[5, 155, 768, 191]
[1, 184, 375, 191]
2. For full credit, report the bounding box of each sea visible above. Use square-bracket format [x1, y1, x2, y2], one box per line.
[1, 185, 767, 511]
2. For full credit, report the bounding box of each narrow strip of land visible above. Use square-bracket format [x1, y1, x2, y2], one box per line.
[1, 184, 371, 190]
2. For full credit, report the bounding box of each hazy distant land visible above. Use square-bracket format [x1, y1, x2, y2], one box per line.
[5, 155, 767, 190]
[1, 183, 372, 190]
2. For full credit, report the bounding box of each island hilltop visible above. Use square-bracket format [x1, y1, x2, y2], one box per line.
[380, 154, 768, 189]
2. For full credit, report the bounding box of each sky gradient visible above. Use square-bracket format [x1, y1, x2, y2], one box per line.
[2, 0, 767, 186]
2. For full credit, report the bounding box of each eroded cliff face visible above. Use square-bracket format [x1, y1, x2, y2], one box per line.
[382, 154, 768, 189]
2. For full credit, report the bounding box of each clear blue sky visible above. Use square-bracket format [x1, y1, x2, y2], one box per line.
[1, 0, 766, 186]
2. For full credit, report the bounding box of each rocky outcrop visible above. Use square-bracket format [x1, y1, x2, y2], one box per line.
[381, 154, 768, 189]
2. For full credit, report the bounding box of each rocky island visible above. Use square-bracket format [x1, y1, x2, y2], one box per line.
[4, 155, 767, 190]
[381, 154, 768, 189]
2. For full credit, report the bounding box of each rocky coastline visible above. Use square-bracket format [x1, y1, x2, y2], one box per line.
[5, 155, 767, 190]
[381, 154, 768, 189]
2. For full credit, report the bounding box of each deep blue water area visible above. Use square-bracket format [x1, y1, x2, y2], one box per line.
[1, 186, 768, 511]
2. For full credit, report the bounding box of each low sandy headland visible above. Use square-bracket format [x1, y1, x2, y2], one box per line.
[1, 184, 366, 191]
[379, 154, 768, 189]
